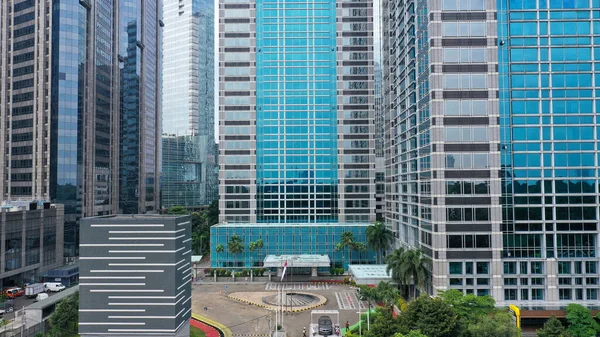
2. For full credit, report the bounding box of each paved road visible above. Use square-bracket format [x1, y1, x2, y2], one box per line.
[1, 291, 62, 320]
[335, 291, 365, 310]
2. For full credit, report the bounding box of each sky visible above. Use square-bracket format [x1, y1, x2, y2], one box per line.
[213, 0, 382, 142]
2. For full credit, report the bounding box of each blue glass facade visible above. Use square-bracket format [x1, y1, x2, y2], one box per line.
[211, 224, 375, 269]
[497, 0, 600, 303]
[119, 0, 161, 214]
[255, 0, 339, 223]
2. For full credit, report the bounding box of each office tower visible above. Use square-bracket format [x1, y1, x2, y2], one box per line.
[0, 201, 64, 288]
[119, 0, 163, 214]
[0, 1, 162, 256]
[383, 0, 600, 304]
[212, 0, 377, 269]
[161, 0, 216, 209]
[374, 63, 384, 221]
[79, 215, 192, 337]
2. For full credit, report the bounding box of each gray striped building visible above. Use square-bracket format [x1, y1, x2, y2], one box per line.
[79, 215, 191, 337]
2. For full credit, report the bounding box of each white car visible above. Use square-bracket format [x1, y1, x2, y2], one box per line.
[44, 282, 66, 292]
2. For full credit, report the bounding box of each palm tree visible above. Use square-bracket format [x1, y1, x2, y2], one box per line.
[366, 222, 394, 264]
[227, 236, 244, 265]
[216, 243, 224, 253]
[386, 247, 406, 292]
[248, 238, 264, 269]
[336, 231, 359, 266]
[400, 249, 432, 299]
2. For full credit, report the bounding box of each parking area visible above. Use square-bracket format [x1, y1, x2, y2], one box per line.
[192, 283, 369, 337]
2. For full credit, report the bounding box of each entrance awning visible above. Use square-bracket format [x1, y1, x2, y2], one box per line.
[263, 254, 331, 268]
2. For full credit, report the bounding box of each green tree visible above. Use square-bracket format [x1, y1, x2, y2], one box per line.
[537, 316, 568, 337]
[206, 200, 219, 226]
[366, 222, 394, 264]
[336, 231, 363, 266]
[50, 291, 79, 334]
[438, 289, 495, 335]
[393, 331, 428, 337]
[565, 303, 599, 337]
[386, 247, 406, 294]
[366, 307, 404, 337]
[397, 295, 460, 337]
[166, 206, 188, 215]
[467, 311, 520, 337]
[248, 238, 264, 270]
[227, 235, 244, 262]
[400, 249, 432, 299]
[216, 243, 224, 253]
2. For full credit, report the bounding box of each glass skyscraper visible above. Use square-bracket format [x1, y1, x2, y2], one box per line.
[161, 0, 217, 209]
[0, 0, 162, 257]
[383, 0, 600, 305]
[212, 0, 378, 269]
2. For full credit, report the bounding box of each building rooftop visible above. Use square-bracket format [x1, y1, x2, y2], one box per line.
[264, 254, 331, 267]
[348, 264, 391, 280]
[85, 214, 188, 220]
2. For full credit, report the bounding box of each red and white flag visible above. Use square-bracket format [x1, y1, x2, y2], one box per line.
[281, 260, 288, 281]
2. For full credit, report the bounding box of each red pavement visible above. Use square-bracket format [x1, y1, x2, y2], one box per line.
[191, 318, 221, 337]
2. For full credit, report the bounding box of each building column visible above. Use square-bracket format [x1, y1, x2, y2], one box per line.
[277, 267, 283, 278]
[311, 267, 317, 277]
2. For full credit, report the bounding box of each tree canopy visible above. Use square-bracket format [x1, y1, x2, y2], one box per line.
[366, 222, 394, 264]
[467, 311, 520, 337]
[537, 315, 567, 337]
[565, 304, 599, 337]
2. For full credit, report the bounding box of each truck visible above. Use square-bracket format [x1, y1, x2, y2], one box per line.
[25, 283, 45, 298]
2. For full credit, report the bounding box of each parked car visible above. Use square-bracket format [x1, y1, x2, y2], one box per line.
[318, 316, 333, 336]
[44, 282, 65, 292]
[4, 287, 24, 299]
[35, 293, 49, 302]
[0, 299, 15, 316]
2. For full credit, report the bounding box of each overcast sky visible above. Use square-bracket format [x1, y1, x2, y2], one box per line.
[213, 0, 381, 142]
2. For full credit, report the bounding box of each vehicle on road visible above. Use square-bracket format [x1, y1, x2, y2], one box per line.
[318, 316, 333, 336]
[4, 287, 24, 299]
[35, 293, 49, 302]
[25, 283, 45, 298]
[44, 283, 65, 292]
[0, 300, 15, 316]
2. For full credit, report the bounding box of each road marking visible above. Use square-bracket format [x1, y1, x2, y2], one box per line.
[335, 292, 365, 310]
[265, 283, 330, 291]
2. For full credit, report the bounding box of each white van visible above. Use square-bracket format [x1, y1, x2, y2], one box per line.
[35, 293, 49, 302]
[44, 283, 65, 292]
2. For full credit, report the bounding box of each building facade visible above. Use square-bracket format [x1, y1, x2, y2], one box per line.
[0, 0, 162, 256]
[213, 0, 377, 269]
[161, 0, 216, 209]
[383, 0, 600, 305]
[79, 215, 191, 337]
[0, 202, 64, 288]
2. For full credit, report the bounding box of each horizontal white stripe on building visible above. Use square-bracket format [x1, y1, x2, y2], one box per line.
[90, 270, 164, 273]
[108, 247, 185, 254]
[79, 322, 145, 326]
[108, 263, 177, 266]
[177, 279, 191, 290]
[81, 244, 164, 247]
[80, 283, 146, 286]
[108, 229, 186, 234]
[80, 257, 146, 260]
[178, 307, 192, 318]
[109, 235, 185, 240]
[108, 315, 176, 319]
[80, 309, 146, 312]
[109, 295, 178, 299]
[109, 303, 176, 306]
[177, 221, 190, 226]
[91, 290, 164, 293]
[91, 224, 164, 227]
[80, 277, 145, 280]
[182, 238, 192, 243]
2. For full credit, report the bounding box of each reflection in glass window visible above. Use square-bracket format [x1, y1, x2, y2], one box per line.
[442, 22, 486, 37]
[444, 74, 487, 89]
